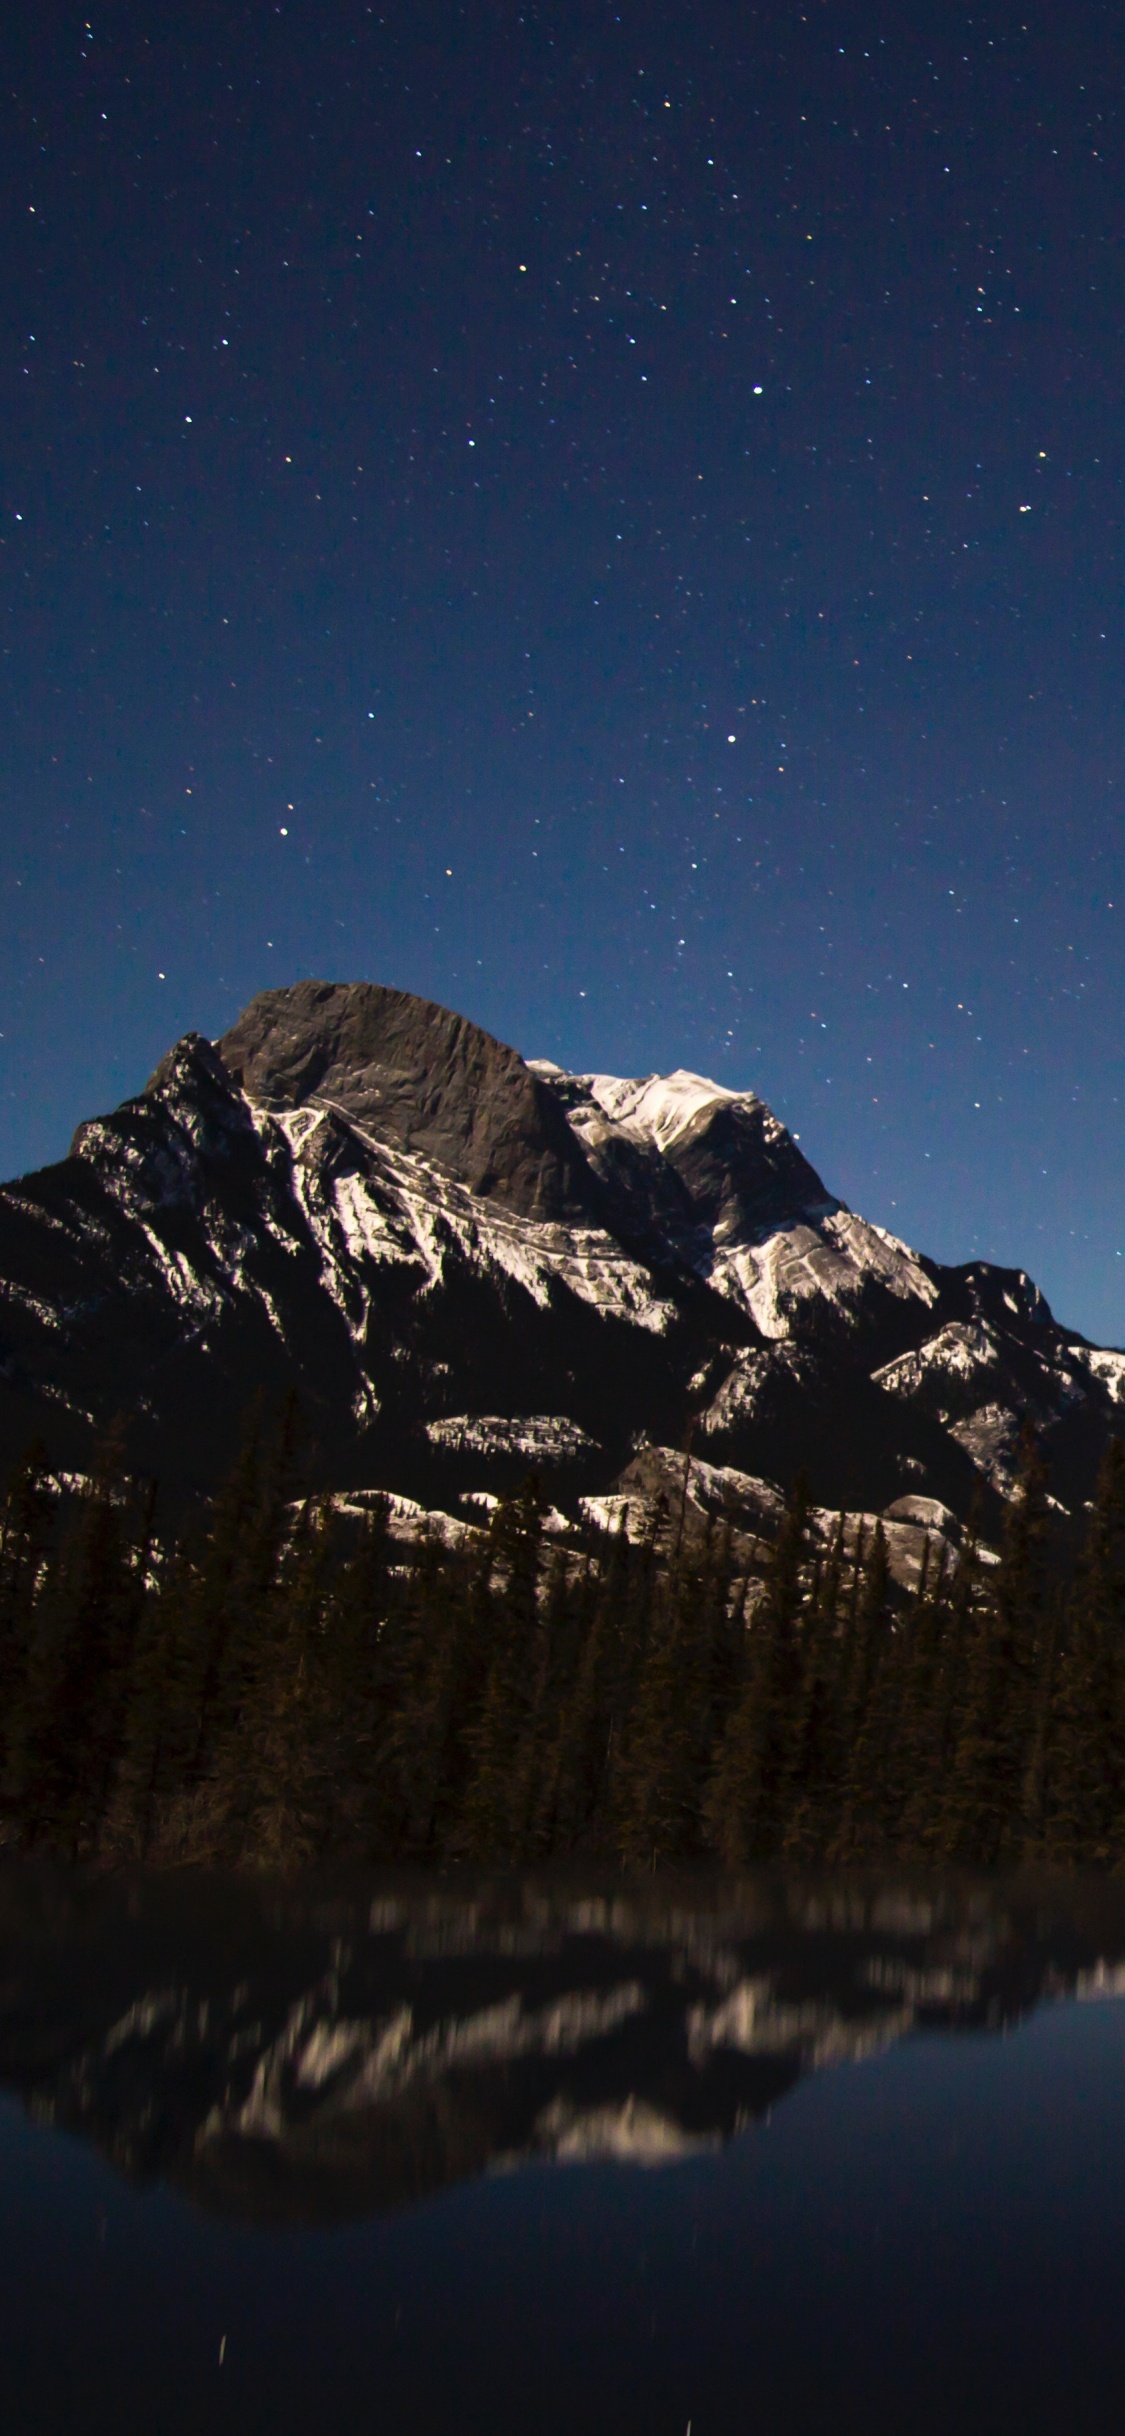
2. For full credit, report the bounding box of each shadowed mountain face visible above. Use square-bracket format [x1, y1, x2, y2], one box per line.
[0, 978, 1121, 1518]
[1, 1867, 1123, 2227]
[217, 981, 605, 1225]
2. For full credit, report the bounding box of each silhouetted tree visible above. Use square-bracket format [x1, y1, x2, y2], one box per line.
[1046, 1439, 1125, 1860]
[942, 1431, 1050, 1862]
[705, 1475, 809, 1863]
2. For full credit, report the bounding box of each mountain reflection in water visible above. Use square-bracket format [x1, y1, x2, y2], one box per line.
[1, 1867, 1124, 2227]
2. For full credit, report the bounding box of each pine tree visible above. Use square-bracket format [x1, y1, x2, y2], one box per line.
[318, 1498, 395, 1852]
[378, 1523, 484, 1857]
[1046, 1439, 1125, 1860]
[536, 1494, 666, 1859]
[930, 1509, 982, 1795]
[108, 1539, 188, 1860]
[833, 1522, 895, 1857]
[894, 1536, 952, 1850]
[182, 1400, 300, 1788]
[233, 1495, 336, 1870]
[1020, 1583, 1063, 1858]
[506, 1541, 585, 1855]
[617, 1517, 723, 1864]
[0, 1444, 56, 1795]
[784, 1514, 848, 1856]
[178, 1417, 263, 1786]
[705, 1474, 809, 1863]
[457, 1478, 547, 1860]
[9, 1436, 151, 1854]
[536, 1532, 621, 1855]
[942, 1431, 1050, 1862]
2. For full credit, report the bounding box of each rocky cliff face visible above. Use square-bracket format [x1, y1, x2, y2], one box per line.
[218, 980, 605, 1224]
[0, 979, 1120, 1522]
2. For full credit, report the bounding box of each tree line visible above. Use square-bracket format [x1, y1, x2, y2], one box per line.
[1, 1411, 1124, 1871]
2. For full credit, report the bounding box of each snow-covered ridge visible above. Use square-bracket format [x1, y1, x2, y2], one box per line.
[709, 1208, 937, 1339]
[568, 1067, 759, 1154]
[874, 1322, 1003, 1409]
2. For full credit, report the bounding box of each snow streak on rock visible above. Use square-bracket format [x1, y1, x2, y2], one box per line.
[426, 1415, 598, 1458]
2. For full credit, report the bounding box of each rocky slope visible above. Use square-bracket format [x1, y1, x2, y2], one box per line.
[0, 977, 1121, 1527]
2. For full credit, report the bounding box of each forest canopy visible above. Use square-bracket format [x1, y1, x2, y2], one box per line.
[1, 1414, 1123, 1873]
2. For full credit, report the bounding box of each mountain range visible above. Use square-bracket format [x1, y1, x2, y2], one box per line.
[0, 977, 1121, 1537]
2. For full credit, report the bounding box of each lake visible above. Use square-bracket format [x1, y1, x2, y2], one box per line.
[2, 1865, 1125, 2433]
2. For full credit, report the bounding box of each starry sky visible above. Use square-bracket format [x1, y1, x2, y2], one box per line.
[4, 1, 1125, 1341]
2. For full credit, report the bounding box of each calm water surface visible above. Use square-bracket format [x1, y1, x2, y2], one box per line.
[2, 1866, 1125, 2434]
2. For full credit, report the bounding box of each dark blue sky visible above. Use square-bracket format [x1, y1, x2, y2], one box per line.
[4, 1, 1125, 1340]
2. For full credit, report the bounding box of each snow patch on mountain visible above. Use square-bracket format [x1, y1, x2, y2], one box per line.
[1, 1280, 67, 1329]
[330, 1490, 478, 1547]
[946, 1403, 1025, 1492]
[262, 1102, 674, 1337]
[874, 1323, 1003, 1411]
[1070, 1345, 1125, 1404]
[574, 1067, 754, 1154]
[883, 1494, 961, 1534]
[426, 1415, 598, 1459]
[579, 1492, 655, 1541]
[583, 1445, 964, 1589]
[712, 1209, 937, 1338]
[699, 1344, 813, 1435]
[137, 1228, 220, 1315]
[459, 1490, 574, 1534]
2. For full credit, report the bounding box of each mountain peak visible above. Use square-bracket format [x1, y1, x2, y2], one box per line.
[216, 979, 602, 1223]
[582, 1068, 758, 1154]
[538, 1056, 836, 1252]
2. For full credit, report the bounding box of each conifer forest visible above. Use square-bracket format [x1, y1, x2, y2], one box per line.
[2, 1410, 1124, 1874]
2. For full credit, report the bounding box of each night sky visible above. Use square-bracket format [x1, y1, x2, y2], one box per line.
[4, 3, 1125, 1341]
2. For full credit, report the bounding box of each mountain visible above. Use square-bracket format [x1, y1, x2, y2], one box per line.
[0, 976, 1121, 1527]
